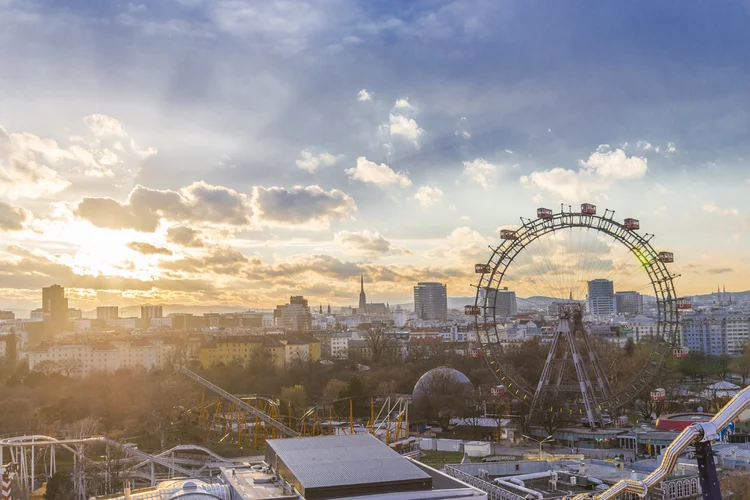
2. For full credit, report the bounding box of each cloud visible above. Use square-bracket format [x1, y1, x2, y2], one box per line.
[387, 113, 424, 145]
[427, 226, 492, 265]
[0, 126, 71, 199]
[166, 226, 205, 247]
[706, 267, 733, 274]
[346, 157, 411, 187]
[295, 149, 342, 172]
[252, 185, 357, 228]
[413, 186, 443, 209]
[462, 158, 498, 189]
[334, 230, 409, 256]
[83, 114, 127, 137]
[520, 147, 647, 200]
[702, 201, 739, 216]
[0, 201, 30, 231]
[357, 89, 373, 101]
[127, 242, 173, 255]
[75, 182, 253, 232]
[393, 98, 414, 110]
[162, 246, 256, 276]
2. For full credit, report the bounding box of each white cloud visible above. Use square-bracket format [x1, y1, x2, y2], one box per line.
[636, 140, 654, 151]
[413, 186, 443, 209]
[579, 147, 648, 181]
[520, 147, 648, 200]
[357, 89, 373, 101]
[462, 158, 498, 189]
[702, 201, 739, 217]
[393, 98, 414, 110]
[346, 156, 411, 187]
[295, 149, 342, 172]
[388, 113, 424, 145]
[334, 230, 409, 256]
[83, 114, 127, 137]
[666, 142, 677, 154]
[0, 127, 71, 199]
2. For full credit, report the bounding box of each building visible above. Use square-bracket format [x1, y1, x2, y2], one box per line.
[26, 338, 179, 377]
[68, 308, 83, 320]
[615, 291, 643, 315]
[486, 287, 517, 317]
[274, 296, 312, 332]
[316, 332, 350, 359]
[682, 311, 750, 356]
[414, 282, 448, 321]
[42, 284, 68, 338]
[358, 275, 367, 314]
[96, 306, 119, 321]
[0, 310, 15, 320]
[199, 335, 321, 369]
[587, 279, 615, 316]
[141, 305, 163, 321]
[30, 308, 44, 320]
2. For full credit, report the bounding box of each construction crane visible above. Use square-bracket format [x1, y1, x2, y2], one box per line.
[174, 365, 299, 438]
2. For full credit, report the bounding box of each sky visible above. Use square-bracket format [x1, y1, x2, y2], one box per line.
[0, 0, 749, 313]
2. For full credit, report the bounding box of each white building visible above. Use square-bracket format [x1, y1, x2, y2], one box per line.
[588, 279, 615, 316]
[26, 339, 177, 377]
[619, 315, 657, 342]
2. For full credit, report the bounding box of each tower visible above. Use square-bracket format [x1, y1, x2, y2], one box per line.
[527, 303, 612, 430]
[358, 275, 367, 314]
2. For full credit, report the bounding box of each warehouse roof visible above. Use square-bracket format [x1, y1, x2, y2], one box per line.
[265, 434, 431, 497]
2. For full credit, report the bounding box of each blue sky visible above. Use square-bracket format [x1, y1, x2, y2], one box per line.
[0, 0, 748, 311]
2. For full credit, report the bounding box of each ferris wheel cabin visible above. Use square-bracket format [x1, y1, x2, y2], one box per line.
[537, 207, 553, 219]
[673, 348, 689, 359]
[500, 229, 518, 240]
[465, 305, 480, 315]
[624, 218, 640, 230]
[650, 388, 666, 401]
[658, 251, 674, 263]
[677, 297, 692, 310]
[580, 203, 597, 215]
[475, 263, 490, 273]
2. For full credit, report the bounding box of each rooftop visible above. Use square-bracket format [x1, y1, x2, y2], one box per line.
[265, 434, 432, 498]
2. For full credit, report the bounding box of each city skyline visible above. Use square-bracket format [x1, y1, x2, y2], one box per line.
[1, 1, 749, 311]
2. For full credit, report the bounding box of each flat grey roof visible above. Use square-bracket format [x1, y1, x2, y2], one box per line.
[266, 434, 430, 490]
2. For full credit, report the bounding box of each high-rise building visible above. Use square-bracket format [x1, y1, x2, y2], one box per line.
[486, 287, 517, 317]
[358, 275, 367, 314]
[141, 305, 163, 320]
[42, 284, 68, 337]
[414, 282, 448, 321]
[97, 306, 119, 321]
[68, 308, 83, 320]
[615, 291, 643, 315]
[0, 310, 15, 320]
[274, 296, 312, 332]
[587, 279, 615, 316]
[682, 311, 750, 356]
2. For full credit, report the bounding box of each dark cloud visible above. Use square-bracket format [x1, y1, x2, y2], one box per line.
[162, 246, 260, 276]
[166, 226, 204, 247]
[127, 242, 173, 255]
[252, 185, 356, 227]
[75, 182, 253, 232]
[706, 267, 733, 274]
[0, 201, 29, 231]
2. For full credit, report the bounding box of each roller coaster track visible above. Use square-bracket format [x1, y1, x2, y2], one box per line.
[566, 384, 750, 499]
[174, 365, 299, 437]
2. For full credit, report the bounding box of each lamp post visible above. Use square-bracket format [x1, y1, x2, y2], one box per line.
[523, 434, 554, 460]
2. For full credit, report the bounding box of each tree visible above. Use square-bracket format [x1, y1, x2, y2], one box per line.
[731, 344, 750, 385]
[34, 360, 61, 376]
[281, 385, 307, 418]
[44, 471, 75, 500]
[365, 328, 397, 364]
[58, 358, 81, 378]
[714, 354, 731, 381]
[322, 379, 347, 400]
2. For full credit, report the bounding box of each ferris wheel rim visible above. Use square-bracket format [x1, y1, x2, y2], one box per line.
[473, 207, 679, 411]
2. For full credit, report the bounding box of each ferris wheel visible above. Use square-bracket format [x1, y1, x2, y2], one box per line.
[469, 204, 685, 428]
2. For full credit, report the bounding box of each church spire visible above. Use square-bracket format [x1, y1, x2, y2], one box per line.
[358, 275, 367, 314]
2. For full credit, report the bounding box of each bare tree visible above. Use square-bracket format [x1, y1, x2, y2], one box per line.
[33, 360, 61, 376]
[365, 328, 397, 364]
[59, 358, 82, 377]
